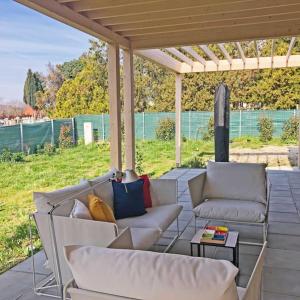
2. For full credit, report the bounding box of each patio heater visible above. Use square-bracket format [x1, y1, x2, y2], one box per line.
[214, 83, 230, 162]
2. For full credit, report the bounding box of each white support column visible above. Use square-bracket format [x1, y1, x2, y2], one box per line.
[108, 43, 122, 170]
[123, 47, 136, 170]
[175, 73, 182, 167]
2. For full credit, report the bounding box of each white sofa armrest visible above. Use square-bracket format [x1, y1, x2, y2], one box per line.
[149, 179, 177, 207]
[188, 171, 206, 208]
[108, 228, 134, 250]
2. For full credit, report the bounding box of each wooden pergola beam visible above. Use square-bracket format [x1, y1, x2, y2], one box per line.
[236, 42, 246, 64]
[108, 44, 122, 170]
[15, 0, 130, 48]
[123, 47, 136, 170]
[181, 46, 206, 66]
[165, 48, 194, 67]
[175, 74, 182, 167]
[184, 55, 300, 73]
[286, 37, 297, 63]
[271, 39, 275, 68]
[218, 43, 232, 65]
[199, 45, 219, 66]
[134, 49, 183, 73]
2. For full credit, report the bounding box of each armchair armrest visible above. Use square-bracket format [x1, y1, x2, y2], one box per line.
[188, 171, 206, 208]
[149, 179, 177, 207]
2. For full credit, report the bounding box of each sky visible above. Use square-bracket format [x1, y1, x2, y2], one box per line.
[0, 0, 94, 104]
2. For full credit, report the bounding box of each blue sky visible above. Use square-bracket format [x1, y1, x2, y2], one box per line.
[0, 0, 94, 104]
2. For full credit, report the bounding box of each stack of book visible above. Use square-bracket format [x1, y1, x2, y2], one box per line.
[200, 226, 229, 244]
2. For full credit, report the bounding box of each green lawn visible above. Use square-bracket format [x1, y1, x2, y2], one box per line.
[0, 137, 295, 273]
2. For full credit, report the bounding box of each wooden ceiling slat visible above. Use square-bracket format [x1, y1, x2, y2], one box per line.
[84, 0, 248, 19]
[110, 3, 300, 33]
[97, 0, 300, 26]
[131, 18, 300, 49]
[68, 0, 162, 12]
[122, 11, 300, 38]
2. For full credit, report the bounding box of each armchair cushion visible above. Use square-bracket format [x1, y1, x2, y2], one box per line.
[203, 161, 267, 204]
[116, 204, 182, 232]
[193, 199, 266, 223]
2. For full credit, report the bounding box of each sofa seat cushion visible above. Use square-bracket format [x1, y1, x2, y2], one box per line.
[116, 204, 183, 232]
[65, 246, 239, 300]
[193, 199, 266, 223]
[203, 161, 267, 204]
[130, 227, 160, 250]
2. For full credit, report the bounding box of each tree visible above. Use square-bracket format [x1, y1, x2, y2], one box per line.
[23, 69, 43, 108]
[35, 63, 64, 116]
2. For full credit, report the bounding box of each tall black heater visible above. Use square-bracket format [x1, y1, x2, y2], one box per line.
[214, 83, 230, 162]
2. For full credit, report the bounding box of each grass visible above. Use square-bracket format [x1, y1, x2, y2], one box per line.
[0, 137, 297, 273]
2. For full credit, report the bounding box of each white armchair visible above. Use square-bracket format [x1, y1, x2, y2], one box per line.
[188, 162, 269, 245]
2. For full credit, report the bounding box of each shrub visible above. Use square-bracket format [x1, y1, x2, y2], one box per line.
[0, 148, 25, 162]
[43, 143, 56, 155]
[135, 143, 144, 174]
[59, 125, 73, 149]
[258, 116, 273, 142]
[281, 116, 299, 142]
[155, 118, 175, 141]
[181, 153, 210, 168]
[202, 116, 214, 141]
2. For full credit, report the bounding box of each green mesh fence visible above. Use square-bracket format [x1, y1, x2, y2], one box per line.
[0, 110, 297, 154]
[74, 114, 109, 142]
[0, 119, 72, 154]
[0, 124, 22, 152]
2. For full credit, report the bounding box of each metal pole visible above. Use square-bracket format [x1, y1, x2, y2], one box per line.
[142, 112, 145, 140]
[71, 118, 76, 145]
[102, 113, 105, 141]
[20, 123, 24, 152]
[51, 120, 55, 146]
[239, 110, 242, 137]
[188, 111, 191, 139]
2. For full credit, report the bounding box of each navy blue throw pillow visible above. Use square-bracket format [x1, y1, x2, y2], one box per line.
[112, 179, 147, 220]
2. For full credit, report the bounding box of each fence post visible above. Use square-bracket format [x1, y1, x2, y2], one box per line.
[20, 123, 24, 153]
[142, 112, 145, 140]
[239, 110, 242, 137]
[51, 120, 55, 146]
[188, 111, 191, 139]
[102, 113, 105, 141]
[71, 118, 76, 145]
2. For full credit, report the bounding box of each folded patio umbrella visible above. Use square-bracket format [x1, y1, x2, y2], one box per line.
[214, 83, 230, 162]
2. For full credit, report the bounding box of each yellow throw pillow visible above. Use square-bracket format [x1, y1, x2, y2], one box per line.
[88, 194, 116, 223]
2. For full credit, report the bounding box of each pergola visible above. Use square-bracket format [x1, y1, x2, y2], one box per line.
[16, 0, 300, 169]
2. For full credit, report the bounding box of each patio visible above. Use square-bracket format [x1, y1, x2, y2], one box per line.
[1, 168, 300, 300]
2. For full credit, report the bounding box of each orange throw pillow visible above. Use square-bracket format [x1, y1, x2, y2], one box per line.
[88, 194, 116, 223]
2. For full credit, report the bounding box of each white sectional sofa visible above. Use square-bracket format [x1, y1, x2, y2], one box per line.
[188, 161, 269, 244]
[63, 228, 267, 300]
[32, 169, 182, 287]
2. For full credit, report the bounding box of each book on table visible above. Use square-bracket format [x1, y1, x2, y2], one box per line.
[200, 226, 228, 244]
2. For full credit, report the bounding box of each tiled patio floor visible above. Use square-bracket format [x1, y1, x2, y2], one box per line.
[1, 168, 300, 299]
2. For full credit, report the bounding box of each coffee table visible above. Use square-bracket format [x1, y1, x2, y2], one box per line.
[190, 229, 239, 267]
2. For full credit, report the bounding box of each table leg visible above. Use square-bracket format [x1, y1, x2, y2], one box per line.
[191, 244, 193, 256]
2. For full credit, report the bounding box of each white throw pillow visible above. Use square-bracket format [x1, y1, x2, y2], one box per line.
[64, 246, 239, 300]
[70, 199, 93, 220]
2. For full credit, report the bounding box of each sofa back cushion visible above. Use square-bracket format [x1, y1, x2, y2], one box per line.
[64, 246, 239, 300]
[203, 161, 267, 204]
[33, 180, 93, 216]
